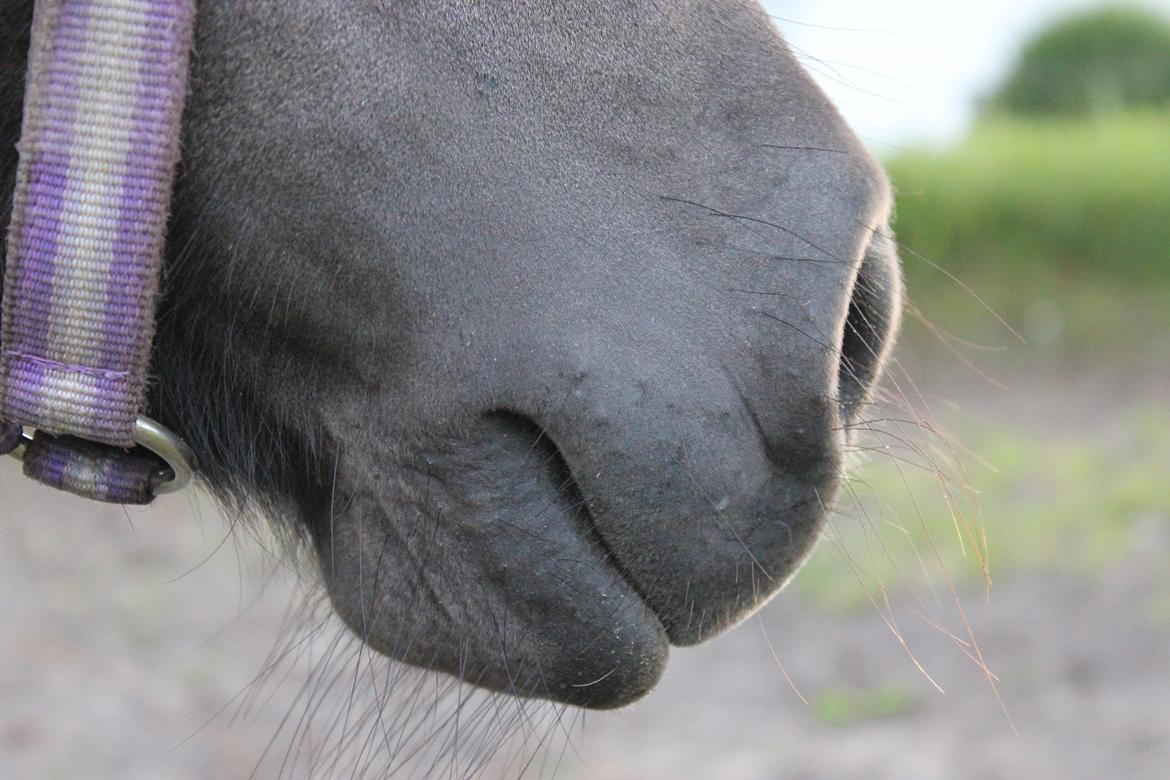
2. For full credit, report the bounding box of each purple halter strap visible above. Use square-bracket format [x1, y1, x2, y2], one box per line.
[0, 0, 197, 504]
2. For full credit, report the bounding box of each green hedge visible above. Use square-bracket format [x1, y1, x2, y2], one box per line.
[885, 113, 1170, 350]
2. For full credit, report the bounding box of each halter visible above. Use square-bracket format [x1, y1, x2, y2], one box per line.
[0, 0, 197, 504]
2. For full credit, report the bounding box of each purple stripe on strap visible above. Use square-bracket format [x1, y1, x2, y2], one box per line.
[0, 0, 196, 452]
[102, 1, 193, 374]
[22, 432, 156, 504]
[2, 0, 93, 361]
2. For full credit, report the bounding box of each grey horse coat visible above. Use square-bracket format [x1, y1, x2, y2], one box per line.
[0, 0, 903, 709]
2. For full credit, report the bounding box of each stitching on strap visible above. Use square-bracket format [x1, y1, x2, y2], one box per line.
[3, 350, 133, 380]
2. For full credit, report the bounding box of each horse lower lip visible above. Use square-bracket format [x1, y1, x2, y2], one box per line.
[316, 414, 672, 708]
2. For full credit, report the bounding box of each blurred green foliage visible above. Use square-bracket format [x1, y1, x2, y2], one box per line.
[812, 684, 918, 726]
[885, 112, 1170, 352]
[796, 404, 1170, 613]
[988, 5, 1170, 117]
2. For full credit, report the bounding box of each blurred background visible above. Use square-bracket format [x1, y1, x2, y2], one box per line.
[3, 2, 1169, 778]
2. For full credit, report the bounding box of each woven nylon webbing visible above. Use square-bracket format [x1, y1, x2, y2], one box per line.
[0, 0, 196, 501]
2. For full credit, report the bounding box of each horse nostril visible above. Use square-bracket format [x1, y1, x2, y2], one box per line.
[837, 230, 904, 414]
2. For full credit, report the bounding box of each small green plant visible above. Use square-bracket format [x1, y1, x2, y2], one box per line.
[812, 684, 918, 727]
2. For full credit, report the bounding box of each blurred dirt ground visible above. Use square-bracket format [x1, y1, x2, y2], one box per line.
[2, 363, 1169, 780]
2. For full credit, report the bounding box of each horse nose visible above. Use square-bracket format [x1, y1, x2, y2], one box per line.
[512, 334, 845, 646]
[504, 229, 901, 646]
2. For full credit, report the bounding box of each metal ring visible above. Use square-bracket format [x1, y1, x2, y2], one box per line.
[133, 416, 196, 495]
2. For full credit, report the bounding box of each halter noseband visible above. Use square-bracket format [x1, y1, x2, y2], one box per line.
[0, 0, 197, 504]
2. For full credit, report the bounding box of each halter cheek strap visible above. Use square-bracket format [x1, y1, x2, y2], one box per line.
[0, 0, 197, 504]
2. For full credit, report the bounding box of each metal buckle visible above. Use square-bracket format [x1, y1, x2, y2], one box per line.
[133, 416, 196, 495]
[7, 416, 195, 497]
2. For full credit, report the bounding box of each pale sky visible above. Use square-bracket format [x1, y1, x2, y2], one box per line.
[762, 0, 1170, 147]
